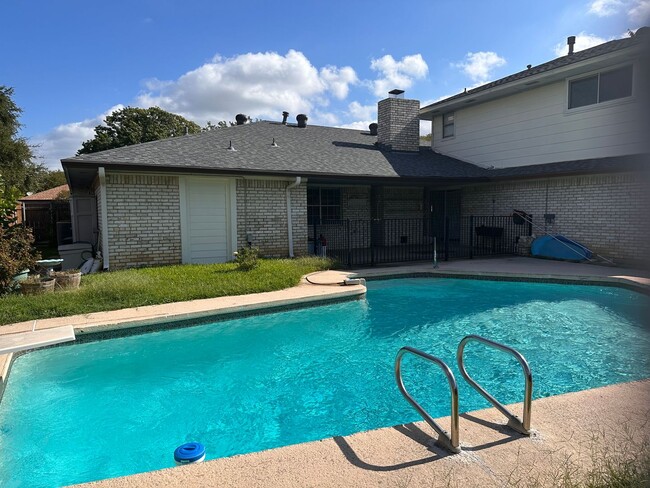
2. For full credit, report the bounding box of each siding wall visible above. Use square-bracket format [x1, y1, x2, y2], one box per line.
[432, 75, 645, 168]
[461, 172, 650, 264]
[236, 179, 308, 257]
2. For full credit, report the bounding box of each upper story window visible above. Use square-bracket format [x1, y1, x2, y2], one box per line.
[307, 187, 341, 225]
[568, 65, 633, 109]
[442, 112, 455, 138]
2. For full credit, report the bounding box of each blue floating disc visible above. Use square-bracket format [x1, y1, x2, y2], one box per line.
[174, 442, 206, 463]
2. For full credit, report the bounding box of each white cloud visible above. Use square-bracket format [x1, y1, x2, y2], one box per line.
[453, 51, 506, 83]
[137, 50, 357, 125]
[347, 101, 376, 121]
[31, 105, 124, 169]
[628, 0, 650, 22]
[588, 0, 650, 22]
[337, 120, 375, 132]
[553, 32, 610, 56]
[310, 111, 340, 126]
[319, 66, 358, 100]
[420, 120, 432, 137]
[589, 0, 624, 16]
[369, 54, 428, 97]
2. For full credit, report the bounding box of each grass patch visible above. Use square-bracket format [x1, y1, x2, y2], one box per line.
[0, 257, 332, 326]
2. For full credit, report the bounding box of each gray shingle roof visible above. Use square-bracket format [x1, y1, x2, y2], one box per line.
[62, 121, 489, 180]
[489, 154, 649, 178]
[422, 30, 648, 110]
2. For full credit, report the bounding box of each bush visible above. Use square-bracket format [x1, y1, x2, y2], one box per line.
[234, 246, 260, 271]
[0, 226, 40, 293]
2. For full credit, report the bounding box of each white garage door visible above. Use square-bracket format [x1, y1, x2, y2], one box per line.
[180, 177, 235, 264]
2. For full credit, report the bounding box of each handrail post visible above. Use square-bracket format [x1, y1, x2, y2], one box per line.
[457, 335, 533, 435]
[395, 346, 461, 453]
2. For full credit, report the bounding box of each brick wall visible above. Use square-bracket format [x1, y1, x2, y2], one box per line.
[105, 173, 182, 268]
[94, 183, 102, 255]
[377, 98, 420, 152]
[236, 179, 307, 257]
[461, 172, 650, 264]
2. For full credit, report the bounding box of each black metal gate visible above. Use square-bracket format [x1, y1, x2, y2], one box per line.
[23, 202, 71, 244]
[310, 215, 533, 267]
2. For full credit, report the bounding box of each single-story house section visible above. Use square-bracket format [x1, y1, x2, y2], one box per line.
[62, 31, 650, 270]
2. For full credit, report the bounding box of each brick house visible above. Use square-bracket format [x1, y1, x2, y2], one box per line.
[62, 31, 649, 269]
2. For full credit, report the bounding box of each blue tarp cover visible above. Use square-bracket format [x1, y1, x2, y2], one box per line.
[530, 235, 593, 261]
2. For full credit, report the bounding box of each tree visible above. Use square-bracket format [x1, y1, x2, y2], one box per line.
[32, 169, 67, 193]
[0, 86, 39, 195]
[202, 120, 235, 131]
[0, 174, 39, 293]
[77, 106, 202, 155]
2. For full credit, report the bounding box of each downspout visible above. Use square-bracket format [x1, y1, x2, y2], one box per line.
[98, 167, 110, 270]
[286, 176, 302, 258]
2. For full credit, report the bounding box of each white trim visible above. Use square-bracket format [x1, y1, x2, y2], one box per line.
[178, 176, 190, 264]
[100, 168, 300, 182]
[98, 167, 110, 270]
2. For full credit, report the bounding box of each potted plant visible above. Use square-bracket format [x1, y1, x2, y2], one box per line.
[20, 275, 56, 295]
[53, 269, 81, 290]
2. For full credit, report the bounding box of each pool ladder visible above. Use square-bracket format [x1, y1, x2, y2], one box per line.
[395, 334, 533, 454]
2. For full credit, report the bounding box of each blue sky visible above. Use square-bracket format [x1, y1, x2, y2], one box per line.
[2, 0, 647, 168]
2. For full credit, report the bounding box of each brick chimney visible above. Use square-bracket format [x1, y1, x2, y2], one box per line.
[377, 89, 420, 152]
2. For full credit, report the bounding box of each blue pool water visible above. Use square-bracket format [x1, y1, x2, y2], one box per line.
[1, 278, 649, 487]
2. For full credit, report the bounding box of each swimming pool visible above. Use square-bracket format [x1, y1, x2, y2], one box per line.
[1, 277, 648, 487]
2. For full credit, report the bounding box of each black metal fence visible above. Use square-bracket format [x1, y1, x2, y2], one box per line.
[310, 215, 533, 267]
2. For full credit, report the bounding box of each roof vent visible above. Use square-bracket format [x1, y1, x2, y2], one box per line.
[388, 89, 405, 99]
[271, 138, 278, 147]
[369, 123, 378, 136]
[235, 114, 248, 125]
[296, 114, 308, 128]
[281, 111, 289, 125]
[227, 140, 237, 151]
[567, 36, 576, 55]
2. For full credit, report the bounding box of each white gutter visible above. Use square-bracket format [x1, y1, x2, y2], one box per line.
[285, 176, 302, 258]
[98, 167, 110, 270]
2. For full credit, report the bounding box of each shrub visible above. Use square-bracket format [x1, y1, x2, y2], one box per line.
[234, 246, 260, 271]
[0, 226, 40, 293]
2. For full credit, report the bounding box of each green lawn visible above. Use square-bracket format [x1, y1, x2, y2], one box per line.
[0, 257, 332, 326]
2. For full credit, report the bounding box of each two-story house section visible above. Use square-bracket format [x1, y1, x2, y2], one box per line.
[419, 29, 649, 265]
[421, 31, 649, 168]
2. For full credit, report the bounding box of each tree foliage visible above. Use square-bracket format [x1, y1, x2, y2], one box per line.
[0, 86, 40, 195]
[77, 106, 202, 155]
[0, 174, 39, 293]
[32, 170, 67, 193]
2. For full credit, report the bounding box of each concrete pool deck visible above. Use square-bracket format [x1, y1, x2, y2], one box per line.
[0, 256, 648, 486]
[76, 379, 650, 488]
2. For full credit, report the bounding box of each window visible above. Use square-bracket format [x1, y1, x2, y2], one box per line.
[442, 112, 455, 138]
[307, 187, 341, 225]
[569, 65, 633, 109]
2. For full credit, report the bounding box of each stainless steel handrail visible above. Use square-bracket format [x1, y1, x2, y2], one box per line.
[395, 346, 461, 453]
[457, 335, 533, 435]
